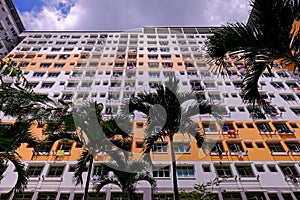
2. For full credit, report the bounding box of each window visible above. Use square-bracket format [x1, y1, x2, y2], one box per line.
[255, 165, 265, 172]
[204, 82, 215, 88]
[47, 165, 65, 177]
[215, 165, 233, 178]
[33, 72, 45, 77]
[209, 94, 221, 101]
[56, 41, 66, 45]
[227, 143, 243, 153]
[280, 94, 295, 101]
[246, 123, 254, 128]
[66, 82, 78, 88]
[202, 165, 211, 172]
[228, 107, 236, 112]
[41, 83, 54, 88]
[256, 142, 264, 148]
[202, 123, 218, 133]
[273, 123, 291, 133]
[152, 143, 167, 153]
[222, 192, 242, 200]
[57, 143, 72, 153]
[236, 165, 255, 177]
[153, 166, 170, 178]
[148, 54, 158, 60]
[245, 192, 266, 200]
[280, 165, 299, 177]
[74, 194, 84, 200]
[293, 192, 300, 200]
[289, 122, 298, 129]
[231, 93, 238, 98]
[51, 47, 61, 52]
[291, 108, 300, 115]
[235, 123, 243, 129]
[210, 143, 225, 154]
[238, 107, 245, 112]
[256, 123, 273, 132]
[59, 193, 70, 200]
[48, 72, 60, 77]
[267, 165, 277, 172]
[40, 63, 51, 68]
[267, 193, 280, 200]
[5, 17, 11, 25]
[60, 35, 70, 39]
[54, 63, 65, 68]
[0, 22, 4, 30]
[174, 143, 190, 153]
[37, 192, 57, 200]
[271, 82, 284, 89]
[27, 165, 43, 177]
[223, 123, 236, 134]
[267, 143, 284, 152]
[14, 192, 34, 200]
[281, 193, 293, 200]
[244, 142, 253, 148]
[177, 166, 195, 177]
[153, 194, 173, 200]
[148, 62, 159, 68]
[149, 72, 160, 78]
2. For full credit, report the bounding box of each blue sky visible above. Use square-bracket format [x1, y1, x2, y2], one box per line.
[11, 0, 252, 31]
[13, 0, 44, 12]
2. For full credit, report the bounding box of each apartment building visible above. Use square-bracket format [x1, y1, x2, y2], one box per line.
[1, 27, 300, 200]
[0, 0, 24, 56]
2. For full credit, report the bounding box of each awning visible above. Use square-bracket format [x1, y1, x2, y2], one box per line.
[265, 138, 282, 143]
[284, 138, 300, 143]
[226, 138, 242, 143]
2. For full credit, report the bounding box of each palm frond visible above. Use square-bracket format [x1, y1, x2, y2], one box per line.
[0, 152, 28, 193]
[241, 62, 266, 105]
[73, 149, 91, 185]
[134, 172, 156, 189]
[95, 177, 121, 193]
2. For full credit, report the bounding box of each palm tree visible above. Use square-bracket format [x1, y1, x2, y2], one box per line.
[72, 102, 133, 200]
[0, 59, 69, 197]
[0, 59, 57, 120]
[95, 160, 156, 200]
[129, 77, 215, 200]
[0, 122, 37, 197]
[206, 0, 300, 106]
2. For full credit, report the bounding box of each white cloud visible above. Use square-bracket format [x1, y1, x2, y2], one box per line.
[19, 0, 252, 31]
[202, 0, 251, 26]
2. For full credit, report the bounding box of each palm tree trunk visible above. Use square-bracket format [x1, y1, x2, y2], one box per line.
[169, 134, 179, 200]
[84, 155, 93, 200]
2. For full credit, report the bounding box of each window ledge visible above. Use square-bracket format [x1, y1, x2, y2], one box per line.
[259, 131, 276, 134]
[28, 177, 41, 181]
[204, 131, 220, 135]
[238, 177, 259, 182]
[217, 177, 236, 182]
[152, 152, 168, 154]
[178, 177, 196, 180]
[290, 151, 300, 155]
[153, 177, 171, 180]
[271, 152, 289, 155]
[175, 152, 190, 154]
[230, 151, 248, 156]
[210, 152, 228, 156]
[43, 177, 63, 182]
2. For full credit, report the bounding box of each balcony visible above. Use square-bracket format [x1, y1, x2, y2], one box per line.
[274, 123, 295, 134]
[256, 123, 274, 134]
[190, 81, 204, 91]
